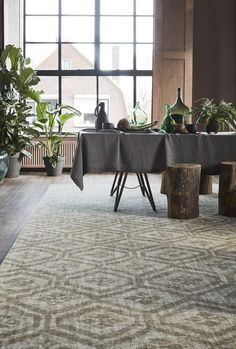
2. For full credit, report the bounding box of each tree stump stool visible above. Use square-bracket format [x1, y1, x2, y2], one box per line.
[167, 163, 201, 219]
[161, 171, 211, 195]
[160, 171, 168, 194]
[219, 161, 236, 217]
[199, 174, 213, 194]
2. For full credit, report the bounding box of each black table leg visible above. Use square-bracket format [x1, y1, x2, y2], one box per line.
[110, 172, 156, 212]
[110, 171, 119, 196]
[136, 173, 146, 196]
[141, 173, 157, 211]
[114, 172, 128, 211]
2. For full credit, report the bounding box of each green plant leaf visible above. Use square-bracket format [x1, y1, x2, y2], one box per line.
[20, 149, 32, 158]
[26, 88, 42, 103]
[59, 113, 75, 125]
[36, 102, 48, 121]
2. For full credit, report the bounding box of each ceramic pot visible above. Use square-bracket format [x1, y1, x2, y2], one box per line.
[5, 153, 22, 178]
[205, 119, 219, 134]
[185, 123, 197, 134]
[43, 156, 64, 176]
[0, 150, 9, 180]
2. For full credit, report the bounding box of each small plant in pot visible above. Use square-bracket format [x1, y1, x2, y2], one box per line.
[34, 101, 81, 176]
[0, 45, 41, 177]
[194, 98, 236, 133]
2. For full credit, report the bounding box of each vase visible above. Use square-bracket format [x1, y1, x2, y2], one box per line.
[94, 102, 109, 131]
[161, 104, 174, 134]
[43, 156, 64, 176]
[132, 102, 147, 125]
[170, 87, 191, 124]
[5, 153, 22, 178]
[0, 150, 9, 181]
[205, 119, 219, 134]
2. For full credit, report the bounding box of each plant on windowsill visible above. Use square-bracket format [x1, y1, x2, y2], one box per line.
[0, 45, 41, 177]
[34, 101, 81, 176]
[193, 98, 236, 133]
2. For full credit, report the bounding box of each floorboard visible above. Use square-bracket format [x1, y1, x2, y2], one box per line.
[0, 173, 70, 264]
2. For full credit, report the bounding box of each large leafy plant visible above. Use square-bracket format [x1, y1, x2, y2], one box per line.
[0, 45, 41, 156]
[194, 98, 236, 130]
[34, 101, 81, 166]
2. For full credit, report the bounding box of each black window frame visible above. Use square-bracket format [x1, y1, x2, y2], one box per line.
[23, 0, 154, 116]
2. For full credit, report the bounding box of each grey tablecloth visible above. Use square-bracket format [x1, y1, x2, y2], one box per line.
[70, 130, 236, 190]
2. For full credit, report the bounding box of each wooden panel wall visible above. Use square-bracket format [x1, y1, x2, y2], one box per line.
[153, 0, 193, 122]
[192, 0, 236, 105]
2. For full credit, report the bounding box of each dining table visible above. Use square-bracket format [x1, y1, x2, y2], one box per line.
[70, 129, 236, 191]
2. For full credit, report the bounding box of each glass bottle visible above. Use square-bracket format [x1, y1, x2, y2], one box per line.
[170, 88, 191, 124]
[161, 104, 174, 134]
[132, 102, 147, 125]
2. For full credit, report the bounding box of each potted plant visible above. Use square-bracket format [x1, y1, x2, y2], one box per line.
[34, 101, 81, 176]
[217, 100, 236, 131]
[0, 45, 41, 177]
[194, 98, 236, 133]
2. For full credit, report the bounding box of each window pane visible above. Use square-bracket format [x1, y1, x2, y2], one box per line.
[61, 17, 94, 42]
[25, 17, 58, 42]
[62, 77, 97, 130]
[136, 0, 154, 15]
[25, 44, 58, 70]
[136, 77, 152, 121]
[25, 0, 58, 14]
[136, 44, 153, 70]
[100, 44, 133, 70]
[37, 76, 59, 101]
[62, 0, 95, 15]
[100, 17, 133, 42]
[100, 0, 133, 15]
[136, 17, 153, 42]
[99, 76, 133, 125]
[62, 44, 94, 69]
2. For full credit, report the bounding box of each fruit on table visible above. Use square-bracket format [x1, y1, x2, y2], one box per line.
[117, 118, 130, 130]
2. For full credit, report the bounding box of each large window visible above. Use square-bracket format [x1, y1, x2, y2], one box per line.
[24, 0, 154, 130]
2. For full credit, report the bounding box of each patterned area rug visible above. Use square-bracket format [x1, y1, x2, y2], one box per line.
[0, 174, 235, 349]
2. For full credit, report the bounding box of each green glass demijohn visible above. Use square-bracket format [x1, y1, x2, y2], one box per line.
[170, 88, 191, 124]
[132, 102, 148, 125]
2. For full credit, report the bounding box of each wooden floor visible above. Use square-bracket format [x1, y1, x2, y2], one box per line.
[0, 172, 71, 264]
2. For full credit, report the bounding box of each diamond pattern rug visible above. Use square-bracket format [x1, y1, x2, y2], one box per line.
[0, 174, 235, 349]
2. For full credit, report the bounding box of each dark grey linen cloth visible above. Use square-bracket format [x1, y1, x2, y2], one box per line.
[70, 130, 236, 190]
[165, 133, 236, 174]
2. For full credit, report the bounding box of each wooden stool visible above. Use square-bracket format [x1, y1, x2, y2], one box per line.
[219, 161, 236, 217]
[199, 174, 213, 194]
[160, 171, 168, 194]
[167, 163, 201, 219]
[161, 171, 212, 195]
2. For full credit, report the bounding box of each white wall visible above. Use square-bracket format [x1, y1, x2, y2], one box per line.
[4, 0, 23, 47]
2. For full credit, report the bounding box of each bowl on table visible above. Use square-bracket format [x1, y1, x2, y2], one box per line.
[185, 123, 197, 134]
